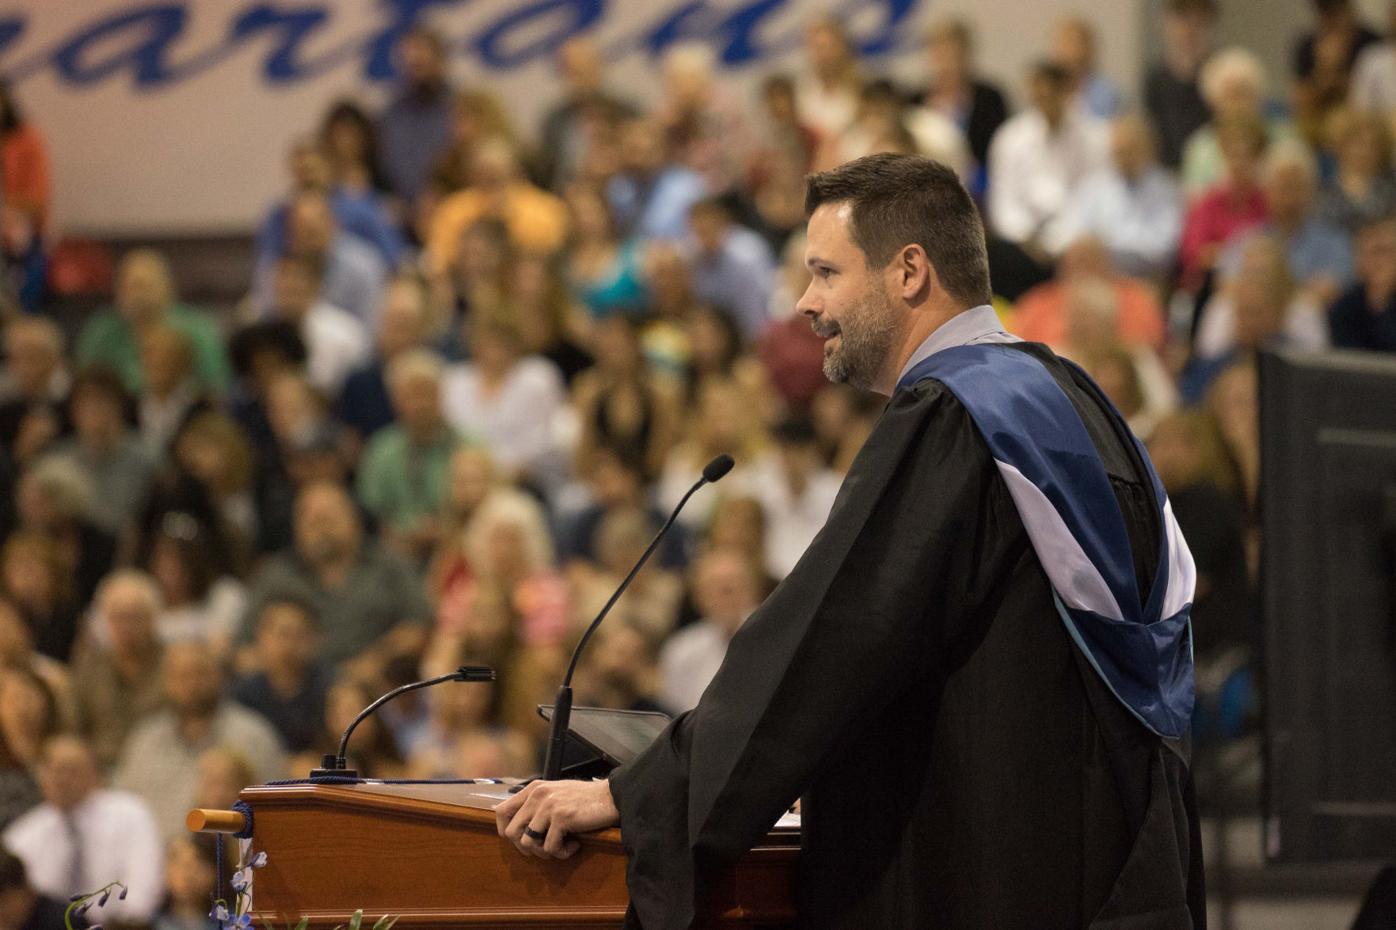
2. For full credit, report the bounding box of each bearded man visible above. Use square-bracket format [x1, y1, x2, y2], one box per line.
[498, 154, 1205, 930]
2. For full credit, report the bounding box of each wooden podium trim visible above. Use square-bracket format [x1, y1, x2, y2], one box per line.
[241, 783, 625, 847]
[226, 782, 796, 929]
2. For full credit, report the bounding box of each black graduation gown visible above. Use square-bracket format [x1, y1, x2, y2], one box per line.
[608, 342, 1205, 929]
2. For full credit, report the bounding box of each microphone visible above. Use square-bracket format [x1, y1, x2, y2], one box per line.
[310, 665, 495, 779]
[540, 454, 734, 781]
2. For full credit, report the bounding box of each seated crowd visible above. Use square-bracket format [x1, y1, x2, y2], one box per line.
[1, 0, 1395, 924]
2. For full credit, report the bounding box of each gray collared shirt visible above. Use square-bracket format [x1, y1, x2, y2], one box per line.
[895, 304, 1021, 387]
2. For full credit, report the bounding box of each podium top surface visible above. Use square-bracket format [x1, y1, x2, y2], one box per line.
[239, 780, 801, 847]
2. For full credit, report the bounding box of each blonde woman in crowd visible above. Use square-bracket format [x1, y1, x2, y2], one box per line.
[1180, 46, 1293, 196]
[656, 376, 770, 532]
[429, 89, 519, 194]
[1317, 107, 1396, 231]
[568, 505, 684, 641]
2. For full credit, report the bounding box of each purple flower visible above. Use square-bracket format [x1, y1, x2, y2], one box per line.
[230, 869, 250, 892]
[97, 890, 111, 906]
[76, 901, 93, 916]
[211, 903, 231, 923]
[117, 886, 128, 901]
[249, 851, 268, 869]
[234, 913, 253, 929]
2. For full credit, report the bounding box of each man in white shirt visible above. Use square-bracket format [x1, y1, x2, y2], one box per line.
[263, 192, 388, 330]
[988, 61, 1107, 256]
[1351, 1, 1396, 115]
[269, 254, 370, 396]
[441, 320, 568, 497]
[658, 548, 762, 713]
[1047, 115, 1183, 277]
[4, 736, 163, 923]
[749, 418, 841, 579]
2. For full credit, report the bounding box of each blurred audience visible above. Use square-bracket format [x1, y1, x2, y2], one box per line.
[357, 349, 464, 557]
[538, 37, 636, 192]
[1180, 46, 1289, 196]
[336, 274, 434, 439]
[918, 18, 1009, 177]
[1178, 114, 1269, 293]
[1052, 17, 1122, 119]
[6, 735, 163, 922]
[1144, 0, 1218, 169]
[1048, 115, 1183, 275]
[427, 138, 568, 273]
[1317, 107, 1396, 232]
[1350, 0, 1396, 114]
[154, 835, 220, 930]
[231, 597, 329, 753]
[1291, 0, 1381, 140]
[113, 641, 285, 839]
[3, 14, 1393, 915]
[795, 18, 863, 139]
[0, 848, 74, 930]
[77, 250, 229, 396]
[685, 197, 776, 340]
[258, 192, 387, 331]
[377, 26, 455, 208]
[70, 570, 165, 768]
[988, 61, 1106, 256]
[243, 481, 429, 670]
[1218, 139, 1354, 306]
[659, 549, 762, 713]
[607, 117, 708, 242]
[1011, 236, 1167, 350]
[1329, 215, 1396, 350]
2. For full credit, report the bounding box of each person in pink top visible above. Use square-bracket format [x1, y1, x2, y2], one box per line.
[1011, 236, 1167, 349]
[1178, 115, 1269, 292]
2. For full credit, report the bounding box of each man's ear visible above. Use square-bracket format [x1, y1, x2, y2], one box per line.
[894, 244, 936, 304]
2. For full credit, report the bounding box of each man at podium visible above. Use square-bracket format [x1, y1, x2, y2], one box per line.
[498, 154, 1205, 930]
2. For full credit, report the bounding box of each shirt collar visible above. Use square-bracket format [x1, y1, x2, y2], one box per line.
[896, 304, 1019, 385]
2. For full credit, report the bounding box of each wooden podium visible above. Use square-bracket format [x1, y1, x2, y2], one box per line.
[191, 782, 797, 929]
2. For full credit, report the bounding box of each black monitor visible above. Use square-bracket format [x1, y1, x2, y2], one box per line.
[1260, 348, 1396, 863]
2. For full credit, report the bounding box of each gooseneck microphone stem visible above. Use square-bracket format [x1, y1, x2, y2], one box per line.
[312, 665, 495, 778]
[541, 454, 733, 782]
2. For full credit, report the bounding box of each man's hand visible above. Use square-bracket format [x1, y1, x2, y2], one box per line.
[495, 779, 620, 860]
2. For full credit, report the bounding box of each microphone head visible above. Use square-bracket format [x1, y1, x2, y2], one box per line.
[456, 666, 496, 682]
[702, 454, 735, 483]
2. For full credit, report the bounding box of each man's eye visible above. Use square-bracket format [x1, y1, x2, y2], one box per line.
[818, 268, 833, 279]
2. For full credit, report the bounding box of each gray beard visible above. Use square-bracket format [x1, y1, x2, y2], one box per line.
[820, 292, 898, 391]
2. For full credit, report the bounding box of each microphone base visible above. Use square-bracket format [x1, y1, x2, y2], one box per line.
[310, 754, 359, 780]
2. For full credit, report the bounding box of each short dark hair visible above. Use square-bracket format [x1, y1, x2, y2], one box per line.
[1031, 60, 1071, 87]
[689, 195, 733, 222]
[1165, 0, 1216, 16]
[804, 153, 992, 307]
[257, 594, 321, 631]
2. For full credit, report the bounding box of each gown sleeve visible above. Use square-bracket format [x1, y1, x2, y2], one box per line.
[607, 382, 1013, 930]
